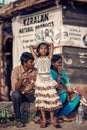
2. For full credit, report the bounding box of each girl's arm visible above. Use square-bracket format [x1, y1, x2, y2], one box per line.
[29, 45, 38, 60]
[48, 43, 54, 59]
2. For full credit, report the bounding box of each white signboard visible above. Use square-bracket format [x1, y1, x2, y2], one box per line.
[12, 6, 63, 68]
[59, 25, 87, 47]
[12, 6, 87, 68]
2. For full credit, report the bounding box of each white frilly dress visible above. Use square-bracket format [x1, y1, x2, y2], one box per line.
[34, 57, 62, 111]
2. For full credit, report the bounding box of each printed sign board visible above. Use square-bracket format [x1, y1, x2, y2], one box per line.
[12, 6, 87, 68]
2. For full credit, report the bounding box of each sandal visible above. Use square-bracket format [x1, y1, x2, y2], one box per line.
[52, 120, 61, 128]
[57, 119, 63, 123]
[40, 121, 47, 128]
[34, 119, 42, 124]
[54, 117, 63, 123]
[34, 116, 42, 124]
[53, 122, 61, 128]
[16, 121, 25, 128]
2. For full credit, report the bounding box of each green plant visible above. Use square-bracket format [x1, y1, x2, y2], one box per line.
[0, 107, 14, 127]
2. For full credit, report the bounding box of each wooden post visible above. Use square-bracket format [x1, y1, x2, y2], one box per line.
[0, 24, 3, 100]
[0, 23, 9, 101]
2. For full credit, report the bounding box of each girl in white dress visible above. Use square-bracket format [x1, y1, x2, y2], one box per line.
[29, 42, 62, 128]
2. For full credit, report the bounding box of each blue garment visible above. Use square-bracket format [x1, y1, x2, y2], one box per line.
[50, 69, 80, 116]
[50, 69, 70, 87]
[58, 95, 80, 116]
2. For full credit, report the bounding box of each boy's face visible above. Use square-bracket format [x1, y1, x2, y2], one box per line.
[39, 44, 48, 56]
[23, 60, 34, 71]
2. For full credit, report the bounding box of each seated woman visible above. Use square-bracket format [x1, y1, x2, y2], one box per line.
[50, 54, 81, 122]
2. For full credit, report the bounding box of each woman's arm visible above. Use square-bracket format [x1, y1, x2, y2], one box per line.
[29, 45, 38, 60]
[48, 43, 54, 59]
[67, 86, 73, 93]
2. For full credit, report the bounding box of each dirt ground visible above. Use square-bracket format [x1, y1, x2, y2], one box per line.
[0, 112, 87, 130]
[0, 120, 87, 130]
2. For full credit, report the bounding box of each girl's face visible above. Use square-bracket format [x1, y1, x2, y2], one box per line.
[39, 44, 48, 56]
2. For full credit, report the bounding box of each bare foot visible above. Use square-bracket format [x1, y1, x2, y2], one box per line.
[58, 116, 72, 122]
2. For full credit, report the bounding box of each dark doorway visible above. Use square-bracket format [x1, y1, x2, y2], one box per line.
[3, 37, 13, 100]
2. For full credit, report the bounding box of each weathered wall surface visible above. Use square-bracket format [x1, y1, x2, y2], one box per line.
[62, 46, 87, 97]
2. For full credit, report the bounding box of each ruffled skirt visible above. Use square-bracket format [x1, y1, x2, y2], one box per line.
[35, 74, 62, 111]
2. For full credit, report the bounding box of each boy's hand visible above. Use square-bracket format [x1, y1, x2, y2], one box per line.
[21, 73, 29, 80]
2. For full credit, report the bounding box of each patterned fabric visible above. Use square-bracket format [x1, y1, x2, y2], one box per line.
[11, 65, 37, 93]
[20, 79, 35, 94]
[69, 93, 79, 101]
[34, 57, 62, 111]
[35, 57, 51, 73]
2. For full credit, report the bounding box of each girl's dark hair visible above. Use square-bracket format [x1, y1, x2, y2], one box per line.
[20, 52, 34, 65]
[52, 54, 62, 63]
[36, 42, 49, 56]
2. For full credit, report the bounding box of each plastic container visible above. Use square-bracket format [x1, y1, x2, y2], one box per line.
[76, 103, 83, 124]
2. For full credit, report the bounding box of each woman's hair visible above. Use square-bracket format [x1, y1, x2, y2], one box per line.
[51, 54, 62, 69]
[20, 52, 34, 65]
[36, 42, 49, 56]
[52, 54, 62, 63]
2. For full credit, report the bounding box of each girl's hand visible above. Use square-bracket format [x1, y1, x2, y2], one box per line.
[47, 42, 53, 46]
[29, 45, 36, 49]
[48, 43, 54, 59]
